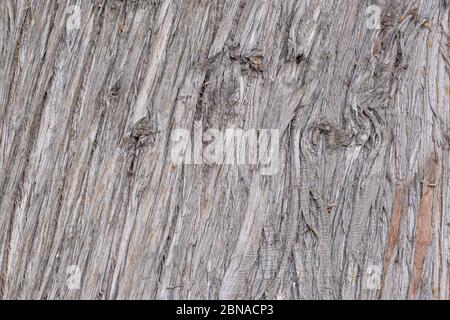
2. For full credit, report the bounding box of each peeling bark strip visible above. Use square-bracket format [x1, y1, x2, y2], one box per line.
[0, 0, 449, 300]
[384, 187, 406, 267]
[408, 154, 438, 299]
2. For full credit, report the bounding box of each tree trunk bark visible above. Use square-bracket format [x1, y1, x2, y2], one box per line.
[0, 0, 449, 300]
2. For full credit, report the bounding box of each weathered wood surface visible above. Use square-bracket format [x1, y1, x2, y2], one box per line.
[0, 0, 449, 300]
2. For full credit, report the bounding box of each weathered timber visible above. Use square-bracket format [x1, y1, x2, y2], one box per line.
[0, 0, 449, 300]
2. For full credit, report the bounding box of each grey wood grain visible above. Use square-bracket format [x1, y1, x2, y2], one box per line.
[0, 0, 449, 299]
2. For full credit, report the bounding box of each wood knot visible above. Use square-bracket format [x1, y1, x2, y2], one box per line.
[230, 49, 264, 73]
[311, 120, 352, 149]
[129, 114, 161, 149]
[110, 80, 121, 97]
[248, 54, 264, 72]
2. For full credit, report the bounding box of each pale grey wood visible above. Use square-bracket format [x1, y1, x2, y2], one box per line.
[0, 0, 449, 300]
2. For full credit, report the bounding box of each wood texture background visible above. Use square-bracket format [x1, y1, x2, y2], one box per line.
[0, 0, 449, 299]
